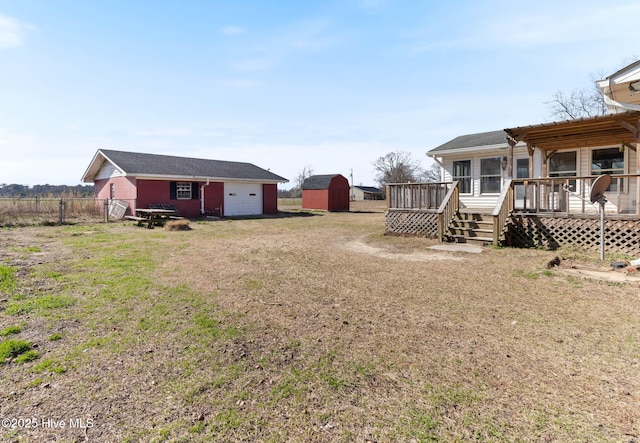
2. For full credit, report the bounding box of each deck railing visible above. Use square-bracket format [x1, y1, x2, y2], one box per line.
[437, 181, 459, 241]
[510, 175, 638, 215]
[492, 179, 513, 244]
[386, 182, 452, 210]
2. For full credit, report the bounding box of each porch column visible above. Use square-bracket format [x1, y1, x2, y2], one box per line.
[636, 118, 640, 216]
[507, 138, 516, 179]
[637, 142, 640, 215]
[527, 143, 534, 178]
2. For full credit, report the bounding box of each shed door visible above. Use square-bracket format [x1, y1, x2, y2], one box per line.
[224, 183, 263, 216]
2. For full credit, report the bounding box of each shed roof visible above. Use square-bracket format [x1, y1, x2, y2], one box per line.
[428, 130, 507, 154]
[353, 185, 382, 193]
[302, 174, 344, 190]
[82, 149, 288, 183]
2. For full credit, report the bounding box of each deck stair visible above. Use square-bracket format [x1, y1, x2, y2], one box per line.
[446, 210, 494, 245]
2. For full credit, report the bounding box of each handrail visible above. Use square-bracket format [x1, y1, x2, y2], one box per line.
[386, 182, 452, 210]
[492, 179, 513, 245]
[510, 174, 636, 215]
[436, 181, 459, 241]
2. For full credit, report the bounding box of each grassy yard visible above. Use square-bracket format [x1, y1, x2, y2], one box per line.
[1, 205, 639, 442]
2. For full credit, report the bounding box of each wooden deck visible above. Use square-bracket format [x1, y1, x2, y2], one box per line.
[385, 181, 640, 256]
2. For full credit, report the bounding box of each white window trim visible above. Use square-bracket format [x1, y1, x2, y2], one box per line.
[176, 182, 192, 200]
[480, 157, 501, 195]
[452, 160, 472, 195]
[591, 147, 626, 193]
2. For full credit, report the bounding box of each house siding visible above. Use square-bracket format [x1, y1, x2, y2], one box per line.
[302, 189, 329, 210]
[203, 182, 224, 217]
[95, 162, 122, 180]
[94, 177, 137, 214]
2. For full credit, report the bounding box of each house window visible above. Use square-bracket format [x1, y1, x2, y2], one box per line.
[549, 151, 577, 177]
[592, 148, 624, 191]
[549, 151, 577, 189]
[110, 183, 115, 199]
[480, 157, 501, 194]
[452, 160, 471, 194]
[176, 182, 192, 199]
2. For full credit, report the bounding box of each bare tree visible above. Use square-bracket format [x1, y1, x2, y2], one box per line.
[546, 56, 640, 120]
[372, 151, 424, 187]
[546, 77, 606, 120]
[420, 162, 442, 182]
[291, 165, 313, 198]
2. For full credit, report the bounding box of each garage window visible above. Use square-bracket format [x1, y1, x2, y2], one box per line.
[176, 182, 192, 199]
[170, 181, 199, 200]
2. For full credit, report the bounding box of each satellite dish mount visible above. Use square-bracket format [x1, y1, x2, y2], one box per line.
[589, 174, 612, 261]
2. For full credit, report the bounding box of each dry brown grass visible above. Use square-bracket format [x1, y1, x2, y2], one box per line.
[1, 207, 639, 442]
[164, 219, 191, 231]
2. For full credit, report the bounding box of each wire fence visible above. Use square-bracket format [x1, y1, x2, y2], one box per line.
[0, 198, 136, 226]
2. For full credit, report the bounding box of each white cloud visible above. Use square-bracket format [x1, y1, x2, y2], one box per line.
[220, 25, 246, 36]
[0, 13, 32, 50]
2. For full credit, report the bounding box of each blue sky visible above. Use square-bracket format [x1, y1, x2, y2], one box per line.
[1, 0, 639, 188]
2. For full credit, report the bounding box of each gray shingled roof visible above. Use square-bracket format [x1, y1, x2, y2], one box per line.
[428, 130, 507, 153]
[353, 185, 382, 193]
[93, 149, 287, 182]
[302, 174, 343, 190]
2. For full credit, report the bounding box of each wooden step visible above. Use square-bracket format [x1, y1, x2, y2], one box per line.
[448, 234, 493, 245]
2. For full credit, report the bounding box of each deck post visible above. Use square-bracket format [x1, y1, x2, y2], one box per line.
[637, 141, 640, 216]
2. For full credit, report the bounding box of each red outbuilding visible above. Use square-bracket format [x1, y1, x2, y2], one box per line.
[301, 174, 350, 211]
[81, 149, 288, 218]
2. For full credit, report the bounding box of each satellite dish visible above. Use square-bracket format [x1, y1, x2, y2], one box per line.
[590, 174, 612, 204]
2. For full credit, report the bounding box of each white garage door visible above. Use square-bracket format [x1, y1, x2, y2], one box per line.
[224, 183, 263, 216]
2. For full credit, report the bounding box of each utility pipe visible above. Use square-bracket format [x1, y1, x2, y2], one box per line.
[200, 178, 210, 215]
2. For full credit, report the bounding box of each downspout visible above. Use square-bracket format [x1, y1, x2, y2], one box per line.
[200, 178, 210, 215]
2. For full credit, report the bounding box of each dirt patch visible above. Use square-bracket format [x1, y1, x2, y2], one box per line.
[556, 263, 640, 283]
[343, 237, 465, 261]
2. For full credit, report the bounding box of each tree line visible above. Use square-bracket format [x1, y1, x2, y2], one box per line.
[0, 184, 94, 198]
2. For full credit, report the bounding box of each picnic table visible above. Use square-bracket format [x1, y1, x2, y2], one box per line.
[124, 208, 183, 228]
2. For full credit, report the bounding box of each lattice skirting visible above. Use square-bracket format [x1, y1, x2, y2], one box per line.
[505, 215, 640, 256]
[385, 210, 439, 237]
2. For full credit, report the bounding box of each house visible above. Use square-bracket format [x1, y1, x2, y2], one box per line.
[385, 60, 640, 255]
[426, 130, 519, 209]
[596, 59, 640, 113]
[351, 185, 384, 201]
[301, 174, 350, 211]
[81, 149, 288, 218]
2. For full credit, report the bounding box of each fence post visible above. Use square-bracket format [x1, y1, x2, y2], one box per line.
[104, 199, 109, 223]
[59, 198, 64, 225]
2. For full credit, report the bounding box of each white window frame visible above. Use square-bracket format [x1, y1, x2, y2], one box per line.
[548, 151, 577, 178]
[176, 182, 192, 200]
[480, 157, 501, 194]
[591, 147, 625, 192]
[452, 160, 472, 194]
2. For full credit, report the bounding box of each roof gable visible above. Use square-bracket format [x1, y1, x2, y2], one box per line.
[82, 149, 288, 183]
